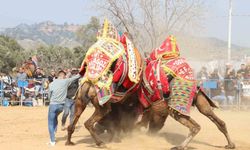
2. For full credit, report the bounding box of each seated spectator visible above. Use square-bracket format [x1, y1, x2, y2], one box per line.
[207, 68, 226, 108]
[211, 87, 227, 107]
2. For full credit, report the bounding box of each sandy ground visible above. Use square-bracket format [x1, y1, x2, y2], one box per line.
[0, 106, 250, 150]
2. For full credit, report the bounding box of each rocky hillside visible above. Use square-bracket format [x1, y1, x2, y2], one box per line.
[0, 21, 249, 61]
[0, 21, 82, 49]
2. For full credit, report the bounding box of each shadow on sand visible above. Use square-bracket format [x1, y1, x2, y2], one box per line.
[158, 132, 225, 149]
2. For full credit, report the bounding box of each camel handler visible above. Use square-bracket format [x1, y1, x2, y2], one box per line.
[47, 70, 81, 146]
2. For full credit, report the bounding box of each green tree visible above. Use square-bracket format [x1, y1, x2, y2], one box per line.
[35, 46, 77, 71]
[0, 35, 25, 73]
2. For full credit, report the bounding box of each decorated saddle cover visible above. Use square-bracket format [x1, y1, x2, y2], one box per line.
[162, 57, 197, 116]
[138, 59, 170, 108]
[149, 35, 180, 61]
[84, 39, 125, 82]
[139, 57, 197, 116]
[80, 19, 142, 106]
[139, 35, 197, 116]
[119, 33, 142, 84]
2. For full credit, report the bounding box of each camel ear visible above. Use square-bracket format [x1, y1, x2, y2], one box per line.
[198, 88, 219, 108]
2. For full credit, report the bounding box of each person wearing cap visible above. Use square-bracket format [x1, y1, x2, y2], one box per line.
[47, 70, 81, 146]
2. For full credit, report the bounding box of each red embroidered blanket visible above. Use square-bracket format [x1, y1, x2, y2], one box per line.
[139, 57, 197, 116]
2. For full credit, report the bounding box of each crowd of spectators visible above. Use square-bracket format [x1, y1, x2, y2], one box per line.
[196, 63, 250, 108]
[2, 60, 250, 108]
[0, 65, 79, 106]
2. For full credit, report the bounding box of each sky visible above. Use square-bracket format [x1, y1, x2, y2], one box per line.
[0, 0, 250, 47]
[204, 0, 250, 47]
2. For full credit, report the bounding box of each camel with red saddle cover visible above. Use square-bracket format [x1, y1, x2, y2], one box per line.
[136, 35, 235, 150]
[66, 19, 143, 146]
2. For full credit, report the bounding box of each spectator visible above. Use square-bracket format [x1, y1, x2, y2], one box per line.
[47, 70, 80, 146]
[224, 63, 236, 105]
[208, 69, 226, 107]
[15, 67, 28, 97]
[197, 66, 209, 94]
[15, 67, 27, 82]
[197, 66, 209, 80]
[61, 69, 79, 130]
[237, 64, 246, 79]
[33, 67, 46, 96]
[48, 69, 57, 83]
[245, 64, 250, 79]
[66, 68, 72, 78]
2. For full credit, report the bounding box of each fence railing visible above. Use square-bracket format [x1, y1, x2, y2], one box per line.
[197, 78, 250, 110]
[0, 78, 49, 107]
[1, 78, 250, 110]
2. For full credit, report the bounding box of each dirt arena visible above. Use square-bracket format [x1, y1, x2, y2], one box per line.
[0, 106, 249, 150]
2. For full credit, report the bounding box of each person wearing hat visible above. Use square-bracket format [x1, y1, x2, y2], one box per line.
[47, 70, 81, 146]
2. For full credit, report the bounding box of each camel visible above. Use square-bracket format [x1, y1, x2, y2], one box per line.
[136, 86, 235, 150]
[65, 81, 140, 146]
[135, 35, 235, 150]
[66, 19, 143, 147]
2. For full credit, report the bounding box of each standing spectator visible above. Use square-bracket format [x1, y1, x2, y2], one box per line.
[245, 64, 250, 79]
[33, 67, 46, 96]
[15, 67, 28, 82]
[48, 70, 57, 83]
[224, 63, 236, 106]
[47, 70, 80, 146]
[237, 64, 246, 79]
[66, 68, 72, 78]
[61, 69, 79, 130]
[15, 67, 28, 97]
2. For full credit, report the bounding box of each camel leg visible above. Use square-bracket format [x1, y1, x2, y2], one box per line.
[195, 94, 235, 149]
[65, 98, 87, 145]
[148, 112, 168, 134]
[136, 109, 150, 129]
[169, 109, 201, 150]
[148, 100, 168, 133]
[84, 101, 111, 146]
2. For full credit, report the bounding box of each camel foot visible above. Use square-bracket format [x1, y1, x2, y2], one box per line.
[96, 141, 106, 148]
[65, 141, 75, 146]
[225, 143, 236, 149]
[170, 146, 185, 150]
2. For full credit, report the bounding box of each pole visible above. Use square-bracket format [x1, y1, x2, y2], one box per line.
[227, 0, 233, 62]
